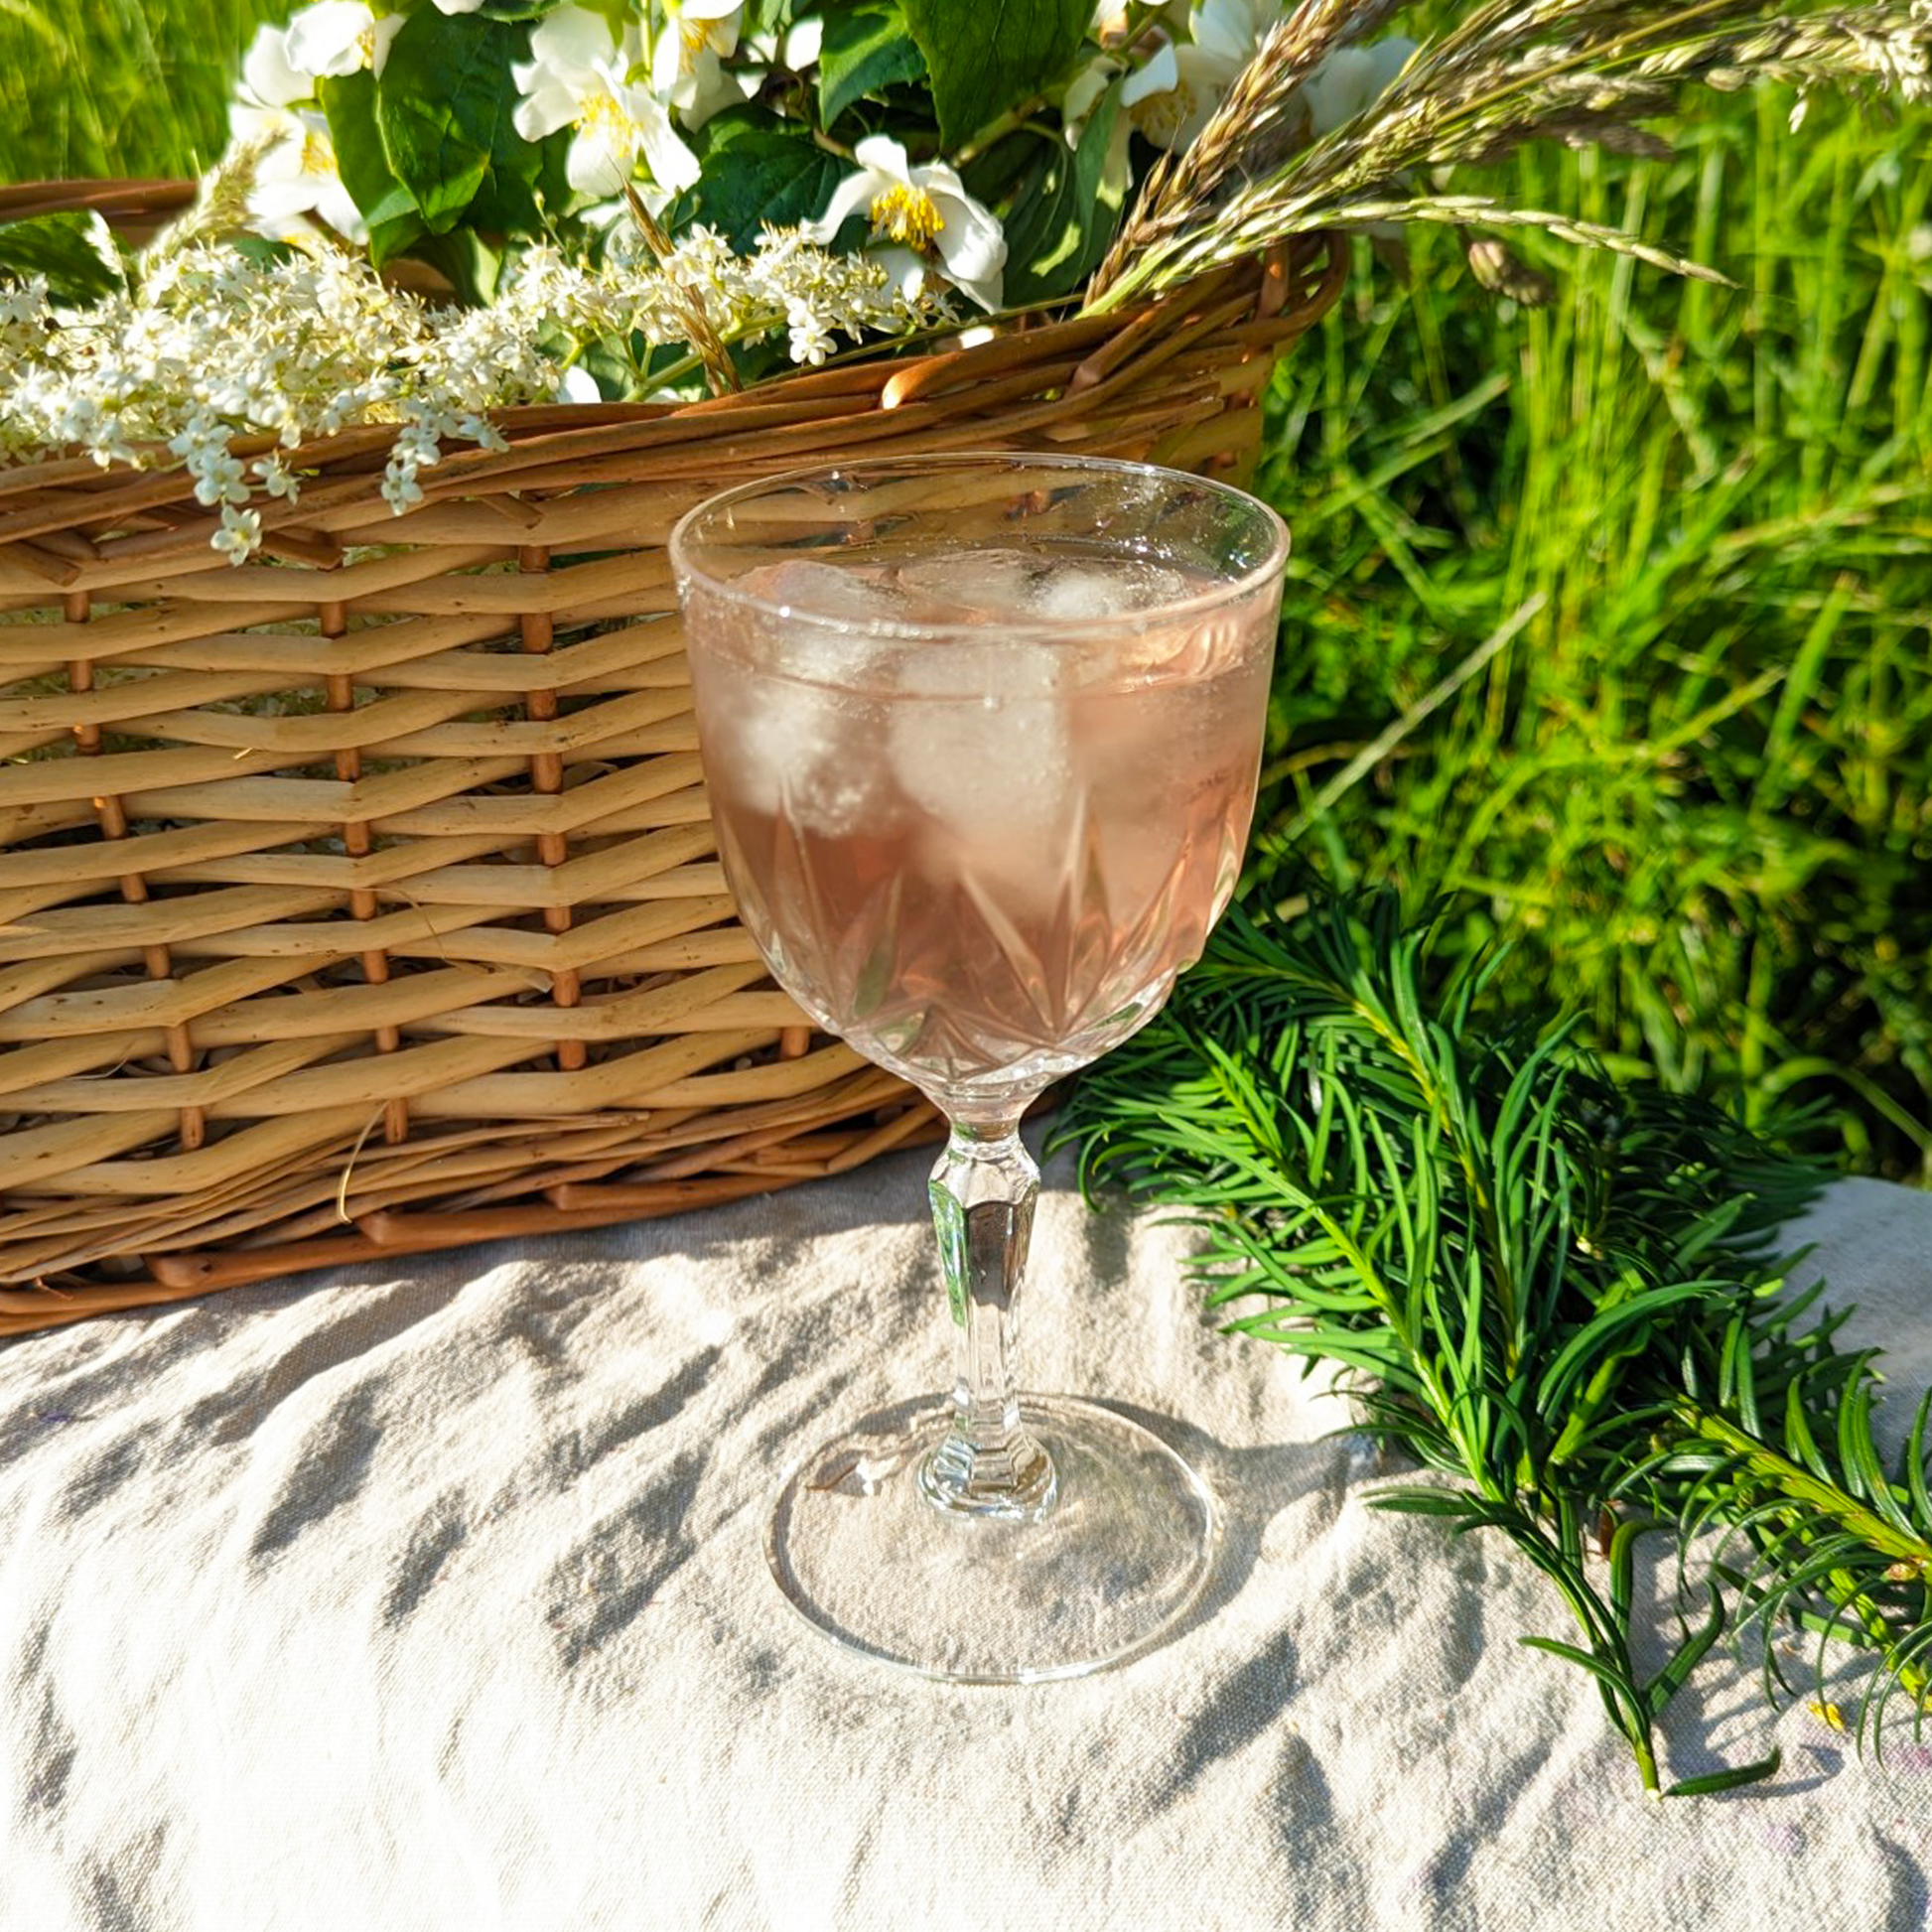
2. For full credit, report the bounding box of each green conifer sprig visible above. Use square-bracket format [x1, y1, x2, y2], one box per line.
[1056, 891, 1930, 1793]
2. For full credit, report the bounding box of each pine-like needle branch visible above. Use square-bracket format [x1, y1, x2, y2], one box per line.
[1054, 892, 1932, 1792]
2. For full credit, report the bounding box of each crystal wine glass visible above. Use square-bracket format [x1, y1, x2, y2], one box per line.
[670, 452, 1287, 1682]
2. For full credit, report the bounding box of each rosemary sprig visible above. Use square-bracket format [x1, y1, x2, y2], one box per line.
[1085, 0, 1931, 312]
[1621, 1294, 1932, 1745]
[1055, 892, 1932, 1792]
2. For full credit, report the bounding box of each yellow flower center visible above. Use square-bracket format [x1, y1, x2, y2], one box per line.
[679, 19, 709, 69]
[870, 184, 945, 250]
[356, 23, 377, 69]
[299, 124, 338, 180]
[577, 86, 644, 153]
[1130, 83, 1199, 151]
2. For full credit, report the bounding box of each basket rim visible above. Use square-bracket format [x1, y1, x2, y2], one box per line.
[0, 180, 1343, 459]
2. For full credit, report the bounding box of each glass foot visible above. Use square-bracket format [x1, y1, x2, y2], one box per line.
[766, 1394, 1218, 1683]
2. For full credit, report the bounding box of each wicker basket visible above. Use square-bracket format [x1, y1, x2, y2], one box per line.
[0, 183, 1343, 1334]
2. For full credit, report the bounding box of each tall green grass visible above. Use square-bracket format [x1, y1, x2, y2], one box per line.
[0, 0, 286, 183]
[1255, 91, 1932, 1176]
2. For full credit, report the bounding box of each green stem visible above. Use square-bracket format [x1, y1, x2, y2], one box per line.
[1668, 1400, 1932, 1700]
[1504, 1500, 1663, 1792]
[1676, 1406, 1932, 1566]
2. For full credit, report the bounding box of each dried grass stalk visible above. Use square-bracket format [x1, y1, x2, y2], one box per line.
[1087, 0, 1931, 312]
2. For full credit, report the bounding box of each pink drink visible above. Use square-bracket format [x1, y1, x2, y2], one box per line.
[688, 544, 1276, 1120]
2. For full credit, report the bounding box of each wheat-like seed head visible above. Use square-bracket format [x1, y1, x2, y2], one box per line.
[1084, 0, 1932, 315]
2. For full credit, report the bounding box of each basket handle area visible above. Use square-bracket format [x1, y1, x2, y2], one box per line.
[0, 178, 197, 233]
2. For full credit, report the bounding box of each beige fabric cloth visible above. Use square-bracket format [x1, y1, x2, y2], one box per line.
[2, 1144, 1930, 1931]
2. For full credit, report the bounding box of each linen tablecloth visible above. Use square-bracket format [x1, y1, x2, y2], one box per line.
[3, 1137, 1930, 1931]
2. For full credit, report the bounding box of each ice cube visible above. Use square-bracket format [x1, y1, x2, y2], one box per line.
[712, 676, 882, 836]
[739, 557, 910, 629]
[1023, 557, 1193, 621]
[887, 641, 1071, 854]
[894, 547, 1044, 621]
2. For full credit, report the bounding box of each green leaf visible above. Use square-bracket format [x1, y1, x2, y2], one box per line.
[1518, 1635, 1643, 1699]
[464, 107, 564, 240]
[1607, 1515, 1645, 1624]
[376, 7, 522, 234]
[1665, 1750, 1782, 1797]
[228, 236, 302, 272]
[958, 127, 1037, 209]
[1903, 1391, 1932, 1528]
[1642, 1584, 1726, 1720]
[818, 3, 927, 126]
[1534, 1280, 1723, 1422]
[464, 165, 543, 240]
[670, 106, 849, 251]
[0, 212, 120, 306]
[1366, 1487, 1484, 1519]
[1056, 887, 1932, 1794]
[898, 0, 1090, 148]
[318, 70, 426, 264]
[743, 0, 799, 38]
[999, 80, 1130, 307]
[408, 227, 504, 307]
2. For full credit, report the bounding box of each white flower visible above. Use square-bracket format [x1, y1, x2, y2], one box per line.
[659, 0, 743, 63]
[192, 454, 250, 507]
[740, 13, 821, 69]
[212, 505, 264, 564]
[1063, 58, 1113, 131]
[1130, 5, 1413, 152]
[1089, 0, 1182, 45]
[253, 453, 303, 500]
[651, 1, 751, 129]
[0, 276, 48, 328]
[236, 106, 368, 240]
[780, 16, 822, 69]
[381, 466, 426, 511]
[230, 21, 365, 239]
[1066, 40, 1167, 142]
[512, 5, 702, 199]
[0, 230, 950, 560]
[284, 1, 404, 79]
[785, 298, 835, 365]
[1124, 0, 1274, 151]
[1300, 38, 1416, 135]
[804, 135, 1006, 312]
[238, 23, 313, 112]
[432, 0, 486, 10]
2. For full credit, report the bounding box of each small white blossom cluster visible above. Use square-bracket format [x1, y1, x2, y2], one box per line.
[1, 275, 52, 352]
[621, 222, 950, 366]
[220, 1, 1413, 324]
[0, 229, 949, 562]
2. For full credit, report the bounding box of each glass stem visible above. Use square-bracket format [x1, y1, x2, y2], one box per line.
[918, 1120, 1057, 1522]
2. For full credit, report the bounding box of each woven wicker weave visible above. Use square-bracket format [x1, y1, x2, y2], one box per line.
[0, 186, 1343, 1334]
